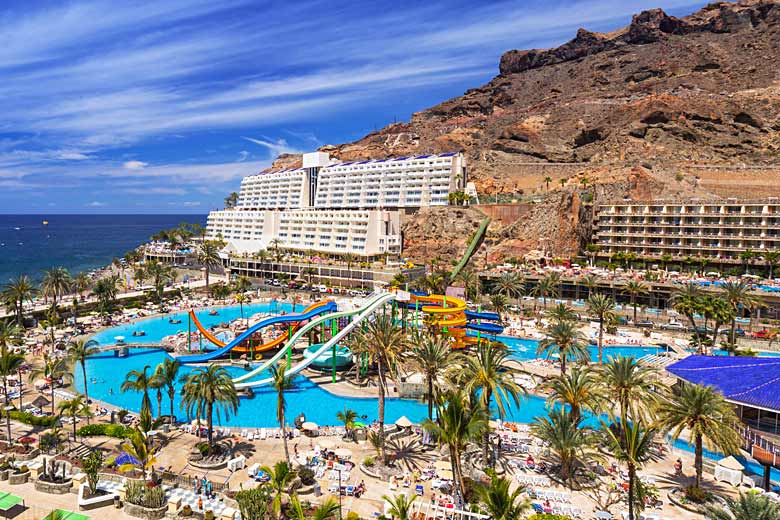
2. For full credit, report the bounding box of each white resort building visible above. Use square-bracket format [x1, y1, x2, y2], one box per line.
[206, 151, 466, 259]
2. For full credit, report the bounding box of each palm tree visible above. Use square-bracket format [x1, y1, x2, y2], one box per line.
[532, 409, 596, 487]
[580, 274, 599, 296]
[494, 272, 524, 304]
[67, 340, 99, 423]
[57, 395, 92, 441]
[655, 383, 741, 489]
[669, 283, 703, 351]
[2, 275, 37, 325]
[544, 303, 577, 324]
[234, 293, 248, 327]
[118, 425, 157, 482]
[531, 274, 559, 309]
[233, 275, 252, 293]
[458, 342, 525, 466]
[587, 293, 616, 364]
[490, 293, 509, 320]
[121, 365, 154, 415]
[622, 281, 649, 323]
[537, 320, 589, 375]
[144, 260, 173, 301]
[763, 250, 780, 279]
[269, 238, 283, 262]
[41, 267, 71, 308]
[152, 358, 180, 421]
[543, 176, 552, 192]
[133, 266, 147, 289]
[197, 240, 223, 288]
[29, 354, 72, 417]
[180, 365, 239, 453]
[347, 311, 406, 463]
[602, 420, 657, 520]
[474, 470, 531, 520]
[0, 344, 24, 442]
[705, 492, 780, 520]
[739, 248, 755, 275]
[405, 331, 452, 420]
[72, 272, 91, 299]
[270, 362, 295, 464]
[423, 390, 487, 501]
[722, 281, 763, 345]
[541, 367, 601, 424]
[336, 407, 357, 440]
[456, 270, 480, 302]
[92, 275, 120, 315]
[382, 494, 417, 520]
[260, 460, 297, 519]
[289, 495, 339, 520]
[598, 357, 659, 429]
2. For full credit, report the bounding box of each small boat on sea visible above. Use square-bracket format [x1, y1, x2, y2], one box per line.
[169, 318, 182, 324]
[42, 221, 49, 225]
[208, 310, 219, 316]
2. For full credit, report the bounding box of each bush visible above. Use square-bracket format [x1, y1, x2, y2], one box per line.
[179, 505, 193, 517]
[235, 486, 272, 520]
[527, 515, 571, 520]
[82, 451, 104, 494]
[362, 456, 375, 467]
[684, 485, 709, 504]
[195, 442, 209, 456]
[17, 465, 28, 474]
[125, 480, 166, 508]
[77, 424, 131, 438]
[345, 513, 360, 520]
[298, 468, 315, 486]
[6, 411, 56, 428]
[204, 510, 215, 520]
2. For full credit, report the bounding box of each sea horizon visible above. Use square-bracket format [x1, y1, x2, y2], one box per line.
[0, 214, 206, 283]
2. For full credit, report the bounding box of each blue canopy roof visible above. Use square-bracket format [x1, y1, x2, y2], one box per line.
[667, 355, 780, 411]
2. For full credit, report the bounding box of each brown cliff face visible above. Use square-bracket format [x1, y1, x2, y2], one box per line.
[271, 1, 780, 263]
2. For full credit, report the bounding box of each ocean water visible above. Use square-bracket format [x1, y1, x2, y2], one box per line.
[0, 214, 205, 283]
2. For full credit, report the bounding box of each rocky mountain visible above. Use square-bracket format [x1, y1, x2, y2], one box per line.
[271, 0, 780, 263]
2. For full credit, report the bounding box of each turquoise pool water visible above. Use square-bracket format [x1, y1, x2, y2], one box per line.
[77, 348, 567, 428]
[89, 301, 294, 346]
[495, 335, 664, 362]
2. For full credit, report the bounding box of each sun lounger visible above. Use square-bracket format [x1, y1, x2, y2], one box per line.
[415, 485, 424, 496]
[0, 491, 25, 516]
[345, 485, 355, 496]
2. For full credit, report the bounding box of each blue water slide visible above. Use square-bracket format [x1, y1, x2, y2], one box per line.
[464, 310, 501, 321]
[466, 322, 504, 334]
[178, 301, 338, 364]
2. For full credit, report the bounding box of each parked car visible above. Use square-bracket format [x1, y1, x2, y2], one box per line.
[660, 321, 687, 331]
[635, 321, 655, 329]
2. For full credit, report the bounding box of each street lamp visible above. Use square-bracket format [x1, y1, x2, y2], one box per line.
[337, 467, 343, 520]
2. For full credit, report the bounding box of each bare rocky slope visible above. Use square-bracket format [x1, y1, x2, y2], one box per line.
[271, 0, 780, 263]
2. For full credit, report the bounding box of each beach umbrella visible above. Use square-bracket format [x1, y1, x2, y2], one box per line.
[31, 395, 51, 408]
[395, 416, 412, 428]
[115, 452, 140, 466]
[302, 421, 318, 431]
[334, 448, 352, 459]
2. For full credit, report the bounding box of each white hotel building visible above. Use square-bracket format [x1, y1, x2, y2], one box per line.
[206, 151, 466, 259]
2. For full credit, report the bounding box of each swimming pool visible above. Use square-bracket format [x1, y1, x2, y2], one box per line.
[89, 301, 294, 346]
[492, 335, 665, 363]
[77, 348, 571, 428]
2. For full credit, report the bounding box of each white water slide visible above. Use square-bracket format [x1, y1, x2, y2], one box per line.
[234, 291, 395, 389]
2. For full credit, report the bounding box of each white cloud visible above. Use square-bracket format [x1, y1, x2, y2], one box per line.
[86, 201, 106, 207]
[237, 150, 250, 162]
[123, 160, 148, 170]
[181, 201, 202, 207]
[57, 151, 91, 160]
[242, 136, 302, 157]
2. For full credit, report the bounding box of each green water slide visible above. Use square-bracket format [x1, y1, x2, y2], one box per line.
[449, 216, 491, 280]
[231, 292, 389, 384]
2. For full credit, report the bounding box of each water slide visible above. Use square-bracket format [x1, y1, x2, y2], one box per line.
[408, 293, 467, 327]
[235, 292, 396, 389]
[189, 301, 332, 355]
[178, 301, 338, 364]
[449, 216, 490, 280]
[231, 292, 390, 385]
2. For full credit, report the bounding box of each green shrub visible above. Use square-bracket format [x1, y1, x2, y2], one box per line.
[195, 442, 209, 456]
[345, 513, 360, 520]
[77, 424, 131, 438]
[684, 485, 709, 504]
[527, 514, 571, 520]
[179, 505, 193, 517]
[298, 468, 315, 486]
[6, 411, 56, 428]
[362, 456, 375, 467]
[18, 465, 28, 474]
[235, 486, 271, 520]
[125, 480, 166, 508]
[204, 510, 215, 520]
[82, 451, 104, 494]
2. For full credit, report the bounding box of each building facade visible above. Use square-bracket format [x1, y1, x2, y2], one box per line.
[593, 200, 780, 264]
[207, 151, 466, 258]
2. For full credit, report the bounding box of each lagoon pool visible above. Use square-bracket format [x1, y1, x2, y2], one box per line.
[77, 348, 567, 428]
[89, 301, 295, 346]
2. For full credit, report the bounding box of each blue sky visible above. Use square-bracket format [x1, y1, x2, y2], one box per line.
[1, 0, 707, 214]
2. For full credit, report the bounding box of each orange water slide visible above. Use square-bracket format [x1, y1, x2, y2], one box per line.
[189, 301, 330, 354]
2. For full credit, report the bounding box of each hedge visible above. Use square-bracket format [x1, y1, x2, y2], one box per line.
[77, 423, 132, 438]
[5, 410, 57, 428]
